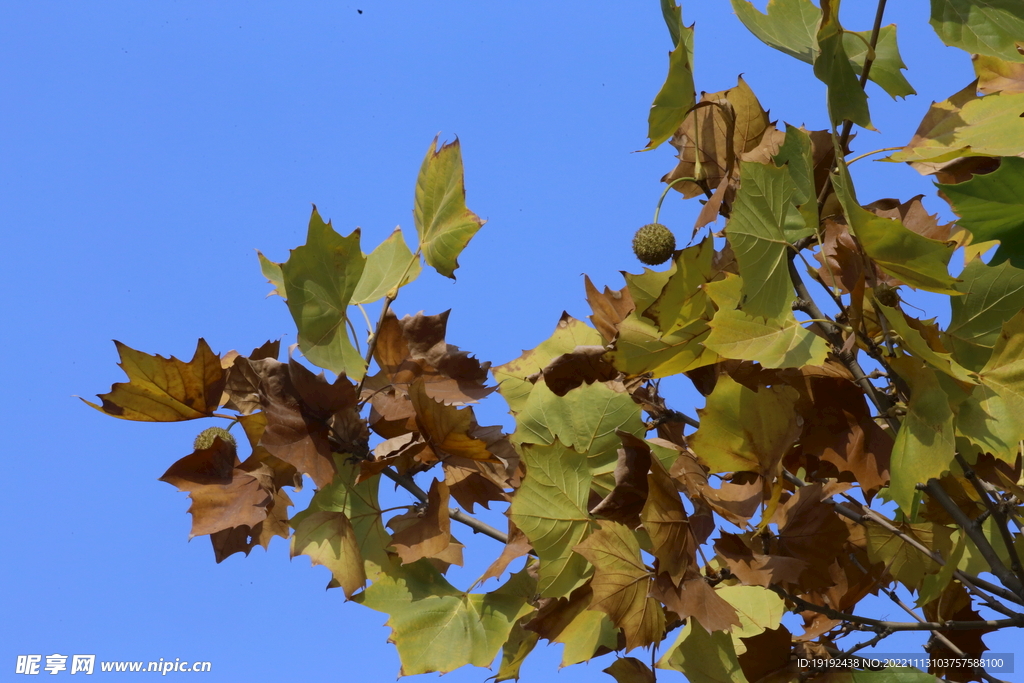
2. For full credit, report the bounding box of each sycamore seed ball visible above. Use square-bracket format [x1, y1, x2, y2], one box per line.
[193, 426, 237, 451]
[632, 223, 676, 266]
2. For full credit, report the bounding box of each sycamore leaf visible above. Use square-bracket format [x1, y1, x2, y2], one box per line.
[974, 54, 1024, 94]
[658, 621, 748, 683]
[574, 521, 665, 651]
[689, 376, 800, 477]
[604, 657, 656, 683]
[730, 0, 818, 62]
[257, 251, 287, 298]
[409, 379, 499, 461]
[864, 520, 955, 591]
[493, 313, 602, 414]
[773, 125, 819, 236]
[356, 560, 534, 676]
[958, 310, 1024, 463]
[644, 237, 719, 334]
[844, 25, 916, 100]
[351, 227, 421, 304]
[876, 302, 977, 384]
[389, 479, 459, 566]
[494, 621, 539, 682]
[159, 437, 273, 538]
[890, 86, 1024, 165]
[815, 0, 871, 129]
[887, 355, 957, 513]
[556, 609, 619, 667]
[509, 441, 595, 598]
[715, 585, 786, 639]
[642, 9, 695, 152]
[832, 159, 958, 293]
[642, 455, 694, 583]
[514, 380, 645, 492]
[728, 162, 801, 319]
[290, 510, 365, 598]
[651, 573, 740, 634]
[413, 136, 485, 280]
[662, 77, 771, 199]
[609, 313, 718, 377]
[732, 1, 913, 99]
[281, 208, 366, 380]
[83, 339, 224, 421]
[704, 306, 830, 370]
[290, 456, 392, 567]
[930, 0, 1024, 62]
[940, 156, 1024, 268]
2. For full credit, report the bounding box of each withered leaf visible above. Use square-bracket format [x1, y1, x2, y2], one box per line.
[409, 379, 503, 462]
[642, 454, 695, 583]
[651, 571, 740, 633]
[84, 339, 225, 421]
[388, 479, 460, 566]
[737, 625, 793, 683]
[443, 455, 509, 512]
[714, 533, 807, 588]
[590, 432, 652, 526]
[478, 521, 532, 584]
[538, 345, 619, 396]
[865, 195, 953, 243]
[585, 276, 636, 344]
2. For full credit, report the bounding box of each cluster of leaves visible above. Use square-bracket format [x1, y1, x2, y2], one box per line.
[86, 1, 1024, 681]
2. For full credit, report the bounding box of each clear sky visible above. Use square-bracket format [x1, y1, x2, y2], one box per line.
[1, 1, 1004, 681]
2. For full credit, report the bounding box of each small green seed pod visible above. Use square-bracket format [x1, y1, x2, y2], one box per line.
[632, 223, 676, 266]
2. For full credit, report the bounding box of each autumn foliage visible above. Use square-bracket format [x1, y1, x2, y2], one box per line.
[86, 2, 1024, 681]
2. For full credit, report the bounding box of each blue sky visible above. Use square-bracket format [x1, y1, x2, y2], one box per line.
[2, 1, 1006, 681]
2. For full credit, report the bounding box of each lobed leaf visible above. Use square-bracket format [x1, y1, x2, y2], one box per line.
[351, 227, 421, 304]
[929, 0, 1024, 62]
[413, 136, 485, 280]
[83, 339, 224, 421]
[939, 156, 1024, 268]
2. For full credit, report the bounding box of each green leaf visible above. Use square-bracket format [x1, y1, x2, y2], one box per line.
[876, 302, 977, 384]
[832, 159, 958, 293]
[688, 376, 801, 476]
[514, 380, 645, 492]
[939, 156, 1024, 268]
[930, 0, 1024, 63]
[715, 585, 786, 640]
[413, 136, 485, 280]
[642, 14, 695, 151]
[658, 621, 748, 683]
[574, 522, 665, 651]
[351, 227, 421, 304]
[887, 355, 957, 513]
[958, 310, 1024, 463]
[356, 560, 534, 676]
[773, 125, 819, 237]
[290, 456, 391, 567]
[281, 208, 367, 380]
[509, 441, 596, 598]
[257, 251, 286, 298]
[704, 277, 830, 368]
[609, 312, 717, 377]
[492, 314, 602, 415]
[730, 0, 819, 63]
[864, 519, 955, 591]
[290, 510, 365, 598]
[494, 621, 539, 682]
[890, 89, 1024, 165]
[732, 1, 913, 99]
[947, 257, 1024, 371]
[814, 0, 872, 128]
[556, 609, 619, 667]
[660, 0, 682, 48]
[643, 237, 718, 334]
[917, 531, 966, 606]
[845, 25, 916, 99]
[728, 161, 801, 319]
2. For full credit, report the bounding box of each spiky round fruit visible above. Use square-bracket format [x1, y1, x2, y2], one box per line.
[193, 426, 237, 451]
[632, 223, 676, 266]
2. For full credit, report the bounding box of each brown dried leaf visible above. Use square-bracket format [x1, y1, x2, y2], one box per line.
[409, 379, 502, 462]
[714, 533, 807, 588]
[642, 455, 695, 583]
[590, 432, 652, 527]
[865, 195, 953, 242]
[388, 479, 460, 566]
[478, 522, 532, 584]
[650, 572, 740, 633]
[585, 276, 635, 344]
[539, 345, 619, 396]
[443, 456, 510, 512]
[737, 625, 792, 683]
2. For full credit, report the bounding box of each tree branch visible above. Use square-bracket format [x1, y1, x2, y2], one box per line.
[956, 453, 1024, 588]
[922, 478, 1024, 598]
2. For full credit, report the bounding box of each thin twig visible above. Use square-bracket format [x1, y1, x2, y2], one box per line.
[955, 453, 1024, 588]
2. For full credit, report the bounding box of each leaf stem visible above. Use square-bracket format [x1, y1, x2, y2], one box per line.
[847, 146, 904, 165]
[653, 176, 696, 225]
